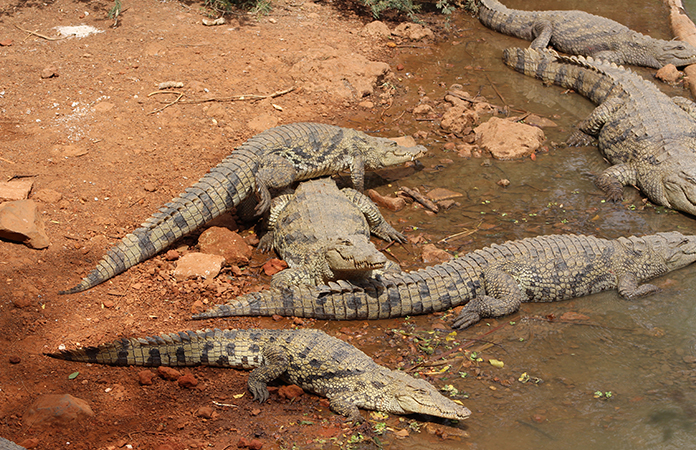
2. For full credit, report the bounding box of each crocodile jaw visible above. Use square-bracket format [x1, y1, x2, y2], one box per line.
[324, 236, 387, 272]
[653, 41, 696, 68]
[382, 372, 471, 421]
[644, 231, 696, 271]
[365, 136, 428, 168]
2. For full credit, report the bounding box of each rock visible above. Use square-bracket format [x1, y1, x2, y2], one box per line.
[41, 65, 58, 79]
[358, 100, 374, 109]
[178, 372, 199, 388]
[24, 394, 94, 427]
[455, 144, 476, 158]
[0, 200, 50, 249]
[196, 406, 215, 419]
[33, 188, 62, 204]
[191, 300, 206, 314]
[361, 21, 391, 39]
[656, 64, 681, 83]
[475, 117, 545, 160]
[278, 384, 304, 399]
[19, 438, 40, 449]
[426, 188, 462, 202]
[247, 439, 264, 450]
[9, 356, 21, 364]
[158, 366, 182, 381]
[367, 189, 406, 212]
[138, 370, 156, 385]
[263, 258, 288, 276]
[174, 253, 225, 281]
[522, 114, 557, 128]
[441, 106, 479, 134]
[392, 23, 434, 41]
[164, 249, 180, 261]
[199, 227, 252, 266]
[93, 101, 114, 112]
[0, 179, 33, 201]
[11, 291, 33, 308]
[412, 104, 433, 115]
[421, 244, 452, 264]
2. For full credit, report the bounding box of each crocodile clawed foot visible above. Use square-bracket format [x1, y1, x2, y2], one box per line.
[248, 383, 270, 403]
[566, 130, 596, 147]
[452, 308, 481, 330]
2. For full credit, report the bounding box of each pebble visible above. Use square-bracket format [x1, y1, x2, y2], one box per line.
[655, 64, 681, 83]
[158, 366, 182, 381]
[19, 438, 40, 449]
[177, 372, 199, 388]
[196, 406, 215, 419]
[174, 253, 225, 281]
[421, 244, 452, 264]
[40, 65, 58, 78]
[366, 189, 406, 212]
[138, 370, 156, 385]
[9, 356, 21, 364]
[164, 249, 180, 261]
[278, 384, 304, 399]
[262, 258, 287, 276]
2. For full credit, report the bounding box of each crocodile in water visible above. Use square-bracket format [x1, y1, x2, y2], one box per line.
[193, 232, 696, 329]
[46, 328, 471, 422]
[259, 178, 405, 288]
[468, 0, 696, 68]
[60, 123, 426, 294]
[503, 47, 696, 215]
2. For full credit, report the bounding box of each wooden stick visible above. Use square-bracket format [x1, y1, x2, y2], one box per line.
[148, 92, 184, 115]
[399, 186, 439, 213]
[179, 86, 295, 104]
[13, 23, 65, 41]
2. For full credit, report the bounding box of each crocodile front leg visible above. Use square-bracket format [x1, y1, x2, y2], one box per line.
[254, 155, 298, 216]
[595, 163, 638, 202]
[326, 392, 365, 423]
[452, 267, 524, 329]
[617, 272, 660, 299]
[247, 345, 289, 403]
[530, 19, 553, 49]
[567, 97, 624, 147]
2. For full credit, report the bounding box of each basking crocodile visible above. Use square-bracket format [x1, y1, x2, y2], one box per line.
[60, 123, 426, 294]
[0, 438, 26, 450]
[193, 232, 696, 329]
[468, 0, 696, 68]
[46, 328, 471, 423]
[259, 178, 405, 288]
[503, 47, 696, 214]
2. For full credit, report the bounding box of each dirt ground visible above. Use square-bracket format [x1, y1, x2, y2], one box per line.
[0, 0, 465, 448]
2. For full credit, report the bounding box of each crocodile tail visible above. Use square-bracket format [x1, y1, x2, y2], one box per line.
[502, 47, 620, 104]
[59, 150, 260, 295]
[45, 329, 225, 367]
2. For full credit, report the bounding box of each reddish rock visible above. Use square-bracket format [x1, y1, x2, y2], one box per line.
[24, 394, 94, 427]
[177, 372, 199, 388]
[248, 439, 264, 450]
[367, 189, 406, 212]
[196, 406, 215, 419]
[656, 64, 681, 83]
[32, 188, 63, 204]
[278, 384, 304, 400]
[158, 366, 182, 381]
[9, 356, 21, 364]
[18, 438, 40, 449]
[0, 179, 34, 201]
[360, 21, 391, 39]
[198, 226, 252, 266]
[11, 292, 33, 308]
[138, 370, 156, 385]
[262, 258, 288, 276]
[0, 200, 50, 249]
[475, 117, 545, 160]
[191, 300, 206, 314]
[391, 22, 434, 41]
[426, 188, 462, 202]
[441, 106, 479, 134]
[412, 104, 433, 115]
[41, 65, 58, 78]
[174, 253, 225, 281]
[164, 249, 180, 261]
[421, 244, 452, 264]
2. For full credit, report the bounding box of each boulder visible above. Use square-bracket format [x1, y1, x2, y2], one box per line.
[361, 21, 391, 39]
[0, 179, 33, 201]
[0, 200, 50, 249]
[475, 117, 545, 160]
[24, 394, 94, 427]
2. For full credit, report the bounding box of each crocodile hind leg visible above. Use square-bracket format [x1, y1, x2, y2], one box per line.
[451, 268, 524, 329]
[672, 96, 696, 120]
[530, 20, 553, 50]
[325, 392, 365, 423]
[247, 345, 289, 403]
[567, 97, 623, 147]
[254, 155, 298, 216]
[618, 272, 660, 299]
[595, 163, 638, 202]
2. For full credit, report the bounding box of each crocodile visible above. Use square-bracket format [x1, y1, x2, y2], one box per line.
[193, 232, 696, 329]
[59, 123, 426, 295]
[503, 47, 696, 215]
[259, 178, 405, 288]
[467, 0, 696, 69]
[45, 328, 471, 422]
[0, 438, 26, 450]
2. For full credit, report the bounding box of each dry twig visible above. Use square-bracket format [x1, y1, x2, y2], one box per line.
[13, 23, 66, 41]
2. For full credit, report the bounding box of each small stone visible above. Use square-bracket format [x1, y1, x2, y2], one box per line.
[656, 64, 681, 83]
[412, 104, 433, 115]
[292, 317, 304, 326]
[19, 438, 40, 449]
[158, 366, 182, 381]
[24, 394, 94, 426]
[367, 189, 406, 212]
[102, 300, 115, 308]
[278, 385, 305, 400]
[237, 437, 249, 448]
[421, 244, 452, 264]
[247, 439, 264, 450]
[262, 258, 288, 276]
[441, 106, 479, 134]
[33, 188, 62, 203]
[250, 408, 261, 416]
[138, 370, 156, 385]
[143, 182, 158, 192]
[41, 65, 58, 78]
[443, 142, 456, 151]
[174, 253, 226, 281]
[272, 314, 283, 321]
[191, 300, 205, 314]
[199, 227, 252, 266]
[9, 356, 21, 364]
[391, 22, 434, 41]
[475, 117, 545, 160]
[178, 373, 199, 388]
[360, 21, 391, 39]
[0, 200, 50, 249]
[196, 406, 215, 419]
[357, 100, 374, 109]
[0, 179, 34, 201]
[396, 63, 405, 71]
[497, 179, 510, 187]
[393, 428, 409, 439]
[426, 188, 462, 202]
[11, 293, 33, 308]
[164, 249, 180, 261]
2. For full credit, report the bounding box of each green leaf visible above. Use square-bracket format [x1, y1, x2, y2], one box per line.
[68, 371, 80, 380]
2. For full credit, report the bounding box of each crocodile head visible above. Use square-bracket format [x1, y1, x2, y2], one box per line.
[641, 232, 696, 271]
[362, 135, 428, 169]
[651, 40, 696, 68]
[662, 169, 696, 215]
[375, 370, 471, 421]
[324, 236, 387, 273]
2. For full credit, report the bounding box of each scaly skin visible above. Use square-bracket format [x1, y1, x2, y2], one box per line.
[0, 438, 26, 450]
[60, 123, 426, 295]
[469, 0, 696, 68]
[193, 233, 696, 329]
[259, 178, 405, 288]
[46, 328, 471, 422]
[503, 47, 696, 215]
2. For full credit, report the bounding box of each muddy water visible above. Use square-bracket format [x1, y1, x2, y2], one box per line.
[341, 1, 696, 448]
